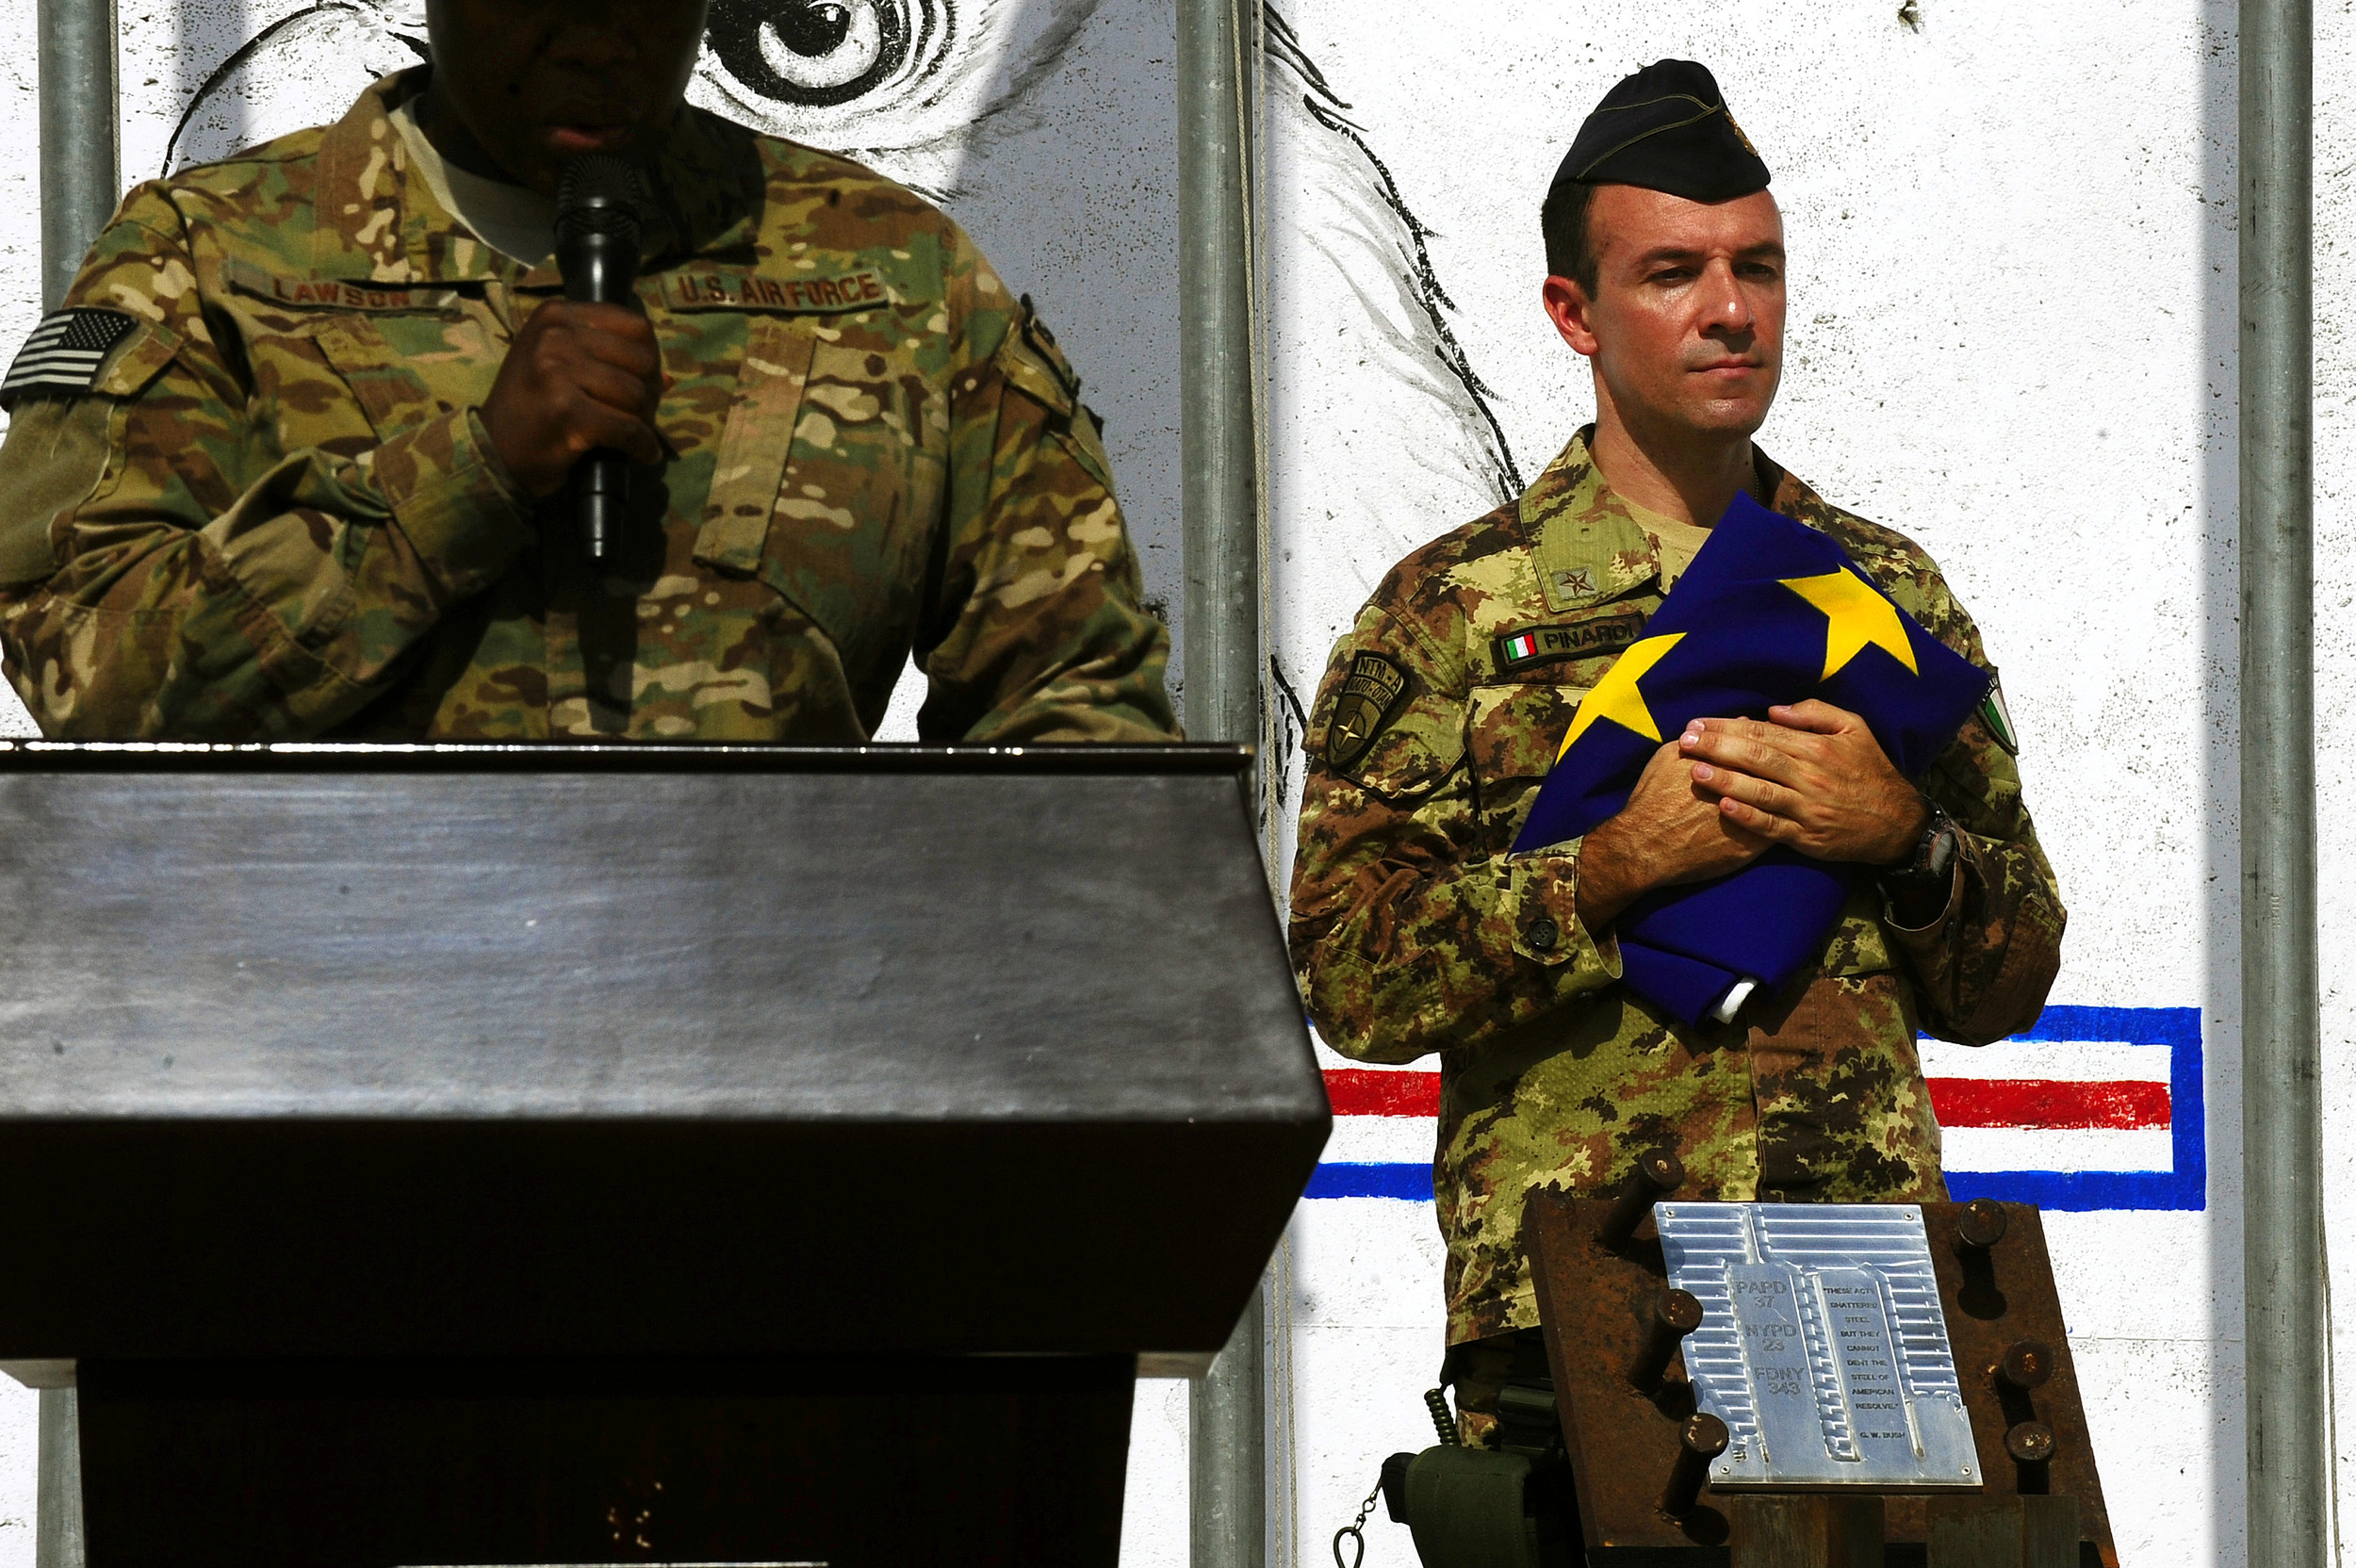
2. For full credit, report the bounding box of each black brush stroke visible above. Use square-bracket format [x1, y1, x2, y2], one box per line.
[1264, 6, 1524, 503]
[1268, 653, 1311, 806]
[164, 4, 431, 175]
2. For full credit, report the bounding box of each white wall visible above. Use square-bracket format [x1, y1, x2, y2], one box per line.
[1255, 4, 2328, 1566]
[0, 2, 2347, 1566]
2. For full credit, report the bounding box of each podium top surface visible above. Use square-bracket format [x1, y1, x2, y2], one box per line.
[0, 738, 1255, 773]
[0, 743, 1324, 1357]
[0, 740, 1314, 1125]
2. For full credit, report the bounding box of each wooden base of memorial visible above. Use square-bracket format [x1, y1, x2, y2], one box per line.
[1523, 1195, 2115, 1568]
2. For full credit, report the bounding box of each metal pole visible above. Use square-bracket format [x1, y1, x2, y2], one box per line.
[35, 1390, 85, 1568]
[32, 6, 114, 1561]
[2237, 0, 2324, 1563]
[1179, 0, 1268, 1558]
[1191, 1281, 1267, 1568]
[1179, 0, 1262, 753]
[38, 0, 120, 312]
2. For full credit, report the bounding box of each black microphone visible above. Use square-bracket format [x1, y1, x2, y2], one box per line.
[553, 155, 646, 564]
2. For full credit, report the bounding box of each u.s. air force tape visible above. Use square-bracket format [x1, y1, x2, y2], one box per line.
[0, 308, 139, 408]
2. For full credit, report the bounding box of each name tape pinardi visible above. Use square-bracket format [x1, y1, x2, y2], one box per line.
[1493, 610, 1648, 672]
[663, 270, 890, 313]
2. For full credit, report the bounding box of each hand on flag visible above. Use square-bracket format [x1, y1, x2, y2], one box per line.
[1512, 491, 1992, 1023]
[1679, 698, 1930, 867]
[1577, 740, 1772, 930]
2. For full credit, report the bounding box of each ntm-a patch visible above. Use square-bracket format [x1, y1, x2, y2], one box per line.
[1324, 652, 1408, 770]
[0, 309, 137, 408]
[662, 270, 889, 314]
[1493, 611, 1648, 673]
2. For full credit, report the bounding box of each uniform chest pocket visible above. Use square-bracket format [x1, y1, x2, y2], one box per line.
[244, 311, 477, 464]
[691, 314, 934, 692]
[1468, 681, 1585, 787]
[1466, 680, 1585, 845]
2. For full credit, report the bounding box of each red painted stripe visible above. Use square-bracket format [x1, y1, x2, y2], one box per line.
[1927, 1078, 2169, 1131]
[1322, 1070, 2168, 1132]
[1325, 1069, 1441, 1118]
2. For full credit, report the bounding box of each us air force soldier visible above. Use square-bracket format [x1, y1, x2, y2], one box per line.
[1286, 61, 2065, 1444]
[0, 0, 1174, 743]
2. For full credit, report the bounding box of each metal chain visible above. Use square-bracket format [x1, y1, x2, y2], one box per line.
[1331, 1477, 1383, 1568]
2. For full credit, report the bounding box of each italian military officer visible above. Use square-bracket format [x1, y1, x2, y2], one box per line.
[0, 0, 1174, 742]
[1286, 61, 2065, 1445]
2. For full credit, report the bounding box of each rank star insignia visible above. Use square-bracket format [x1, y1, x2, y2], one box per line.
[1324, 652, 1409, 769]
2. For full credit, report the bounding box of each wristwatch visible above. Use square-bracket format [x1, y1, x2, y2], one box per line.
[1881, 797, 1958, 900]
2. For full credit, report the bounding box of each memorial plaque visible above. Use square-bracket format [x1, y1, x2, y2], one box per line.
[1523, 1194, 2117, 1562]
[1657, 1202, 1980, 1492]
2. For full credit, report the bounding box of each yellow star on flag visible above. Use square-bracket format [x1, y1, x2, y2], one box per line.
[1779, 569, 1919, 680]
[1557, 633, 1685, 759]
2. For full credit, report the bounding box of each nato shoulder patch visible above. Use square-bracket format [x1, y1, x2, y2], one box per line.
[1325, 651, 1409, 769]
[0, 308, 138, 409]
[1979, 681, 2017, 755]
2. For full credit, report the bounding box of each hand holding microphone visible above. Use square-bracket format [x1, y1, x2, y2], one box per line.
[480, 155, 658, 561]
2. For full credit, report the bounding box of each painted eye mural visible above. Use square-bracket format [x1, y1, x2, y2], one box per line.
[701, 0, 950, 110]
[686, 0, 1104, 195]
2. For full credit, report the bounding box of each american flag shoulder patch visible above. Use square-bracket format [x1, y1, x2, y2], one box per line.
[0, 308, 139, 409]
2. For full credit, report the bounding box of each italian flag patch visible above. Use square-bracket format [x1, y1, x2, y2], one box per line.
[1979, 681, 2018, 755]
[1502, 632, 1539, 662]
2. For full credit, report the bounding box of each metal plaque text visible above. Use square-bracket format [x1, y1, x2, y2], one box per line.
[1657, 1203, 1980, 1491]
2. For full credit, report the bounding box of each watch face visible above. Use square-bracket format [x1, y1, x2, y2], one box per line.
[1924, 817, 1958, 880]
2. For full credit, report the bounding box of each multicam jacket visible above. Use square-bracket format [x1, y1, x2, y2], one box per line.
[1288, 431, 2064, 1346]
[0, 70, 1175, 743]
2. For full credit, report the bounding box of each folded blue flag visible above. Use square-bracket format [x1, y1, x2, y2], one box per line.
[1511, 492, 1991, 1024]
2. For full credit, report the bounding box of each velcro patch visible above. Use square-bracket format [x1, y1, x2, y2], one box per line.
[223, 261, 464, 313]
[1324, 652, 1409, 770]
[1493, 611, 1648, 673]
[0, 308, 139, 408]
[1019, 295, 1080, 400]
[662, 270, 889, 313]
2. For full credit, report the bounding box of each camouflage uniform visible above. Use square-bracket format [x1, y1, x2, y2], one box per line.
[0, 71, 1174, 743]
[1288, 431, 2065, 1394]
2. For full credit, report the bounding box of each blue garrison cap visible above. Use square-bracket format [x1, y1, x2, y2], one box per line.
[1550, 59, 1771, 203]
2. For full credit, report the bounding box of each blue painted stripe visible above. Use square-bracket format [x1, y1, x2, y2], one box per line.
[1307, 1004, 2206, 1213]
[1304, 1162, 1433, 1200]
[2008, 1004, 2201, 1049]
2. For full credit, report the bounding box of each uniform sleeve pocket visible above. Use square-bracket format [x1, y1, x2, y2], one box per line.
[1306, 669, 1464, 801]
[94, 318, 184, 400]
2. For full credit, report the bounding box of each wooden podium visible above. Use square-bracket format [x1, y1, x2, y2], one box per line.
[0, 742, 1327, 1567]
